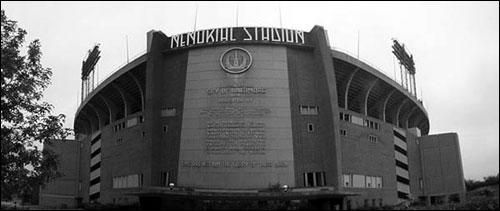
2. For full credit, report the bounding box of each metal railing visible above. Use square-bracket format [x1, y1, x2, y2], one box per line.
[96, 50, 147, 86]
[331, 46, 397, 82]
[331, 46, 423, 104]
[78, 50, 147, 108]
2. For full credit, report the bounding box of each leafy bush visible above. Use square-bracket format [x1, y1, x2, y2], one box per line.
[457, 197, 499, 210]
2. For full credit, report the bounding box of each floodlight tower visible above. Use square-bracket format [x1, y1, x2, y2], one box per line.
[392, 39, 417, 97]
[81, 44, 101, 102]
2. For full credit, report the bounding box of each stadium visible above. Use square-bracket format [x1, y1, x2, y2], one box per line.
[40, 25, 466, 209]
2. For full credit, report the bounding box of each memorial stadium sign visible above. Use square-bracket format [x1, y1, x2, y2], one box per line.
[169, 27, 306, 49]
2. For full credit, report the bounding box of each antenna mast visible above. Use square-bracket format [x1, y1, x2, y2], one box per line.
[194, 3, 198, 31]
[126, 35, 129, 63]
[279, 2, 283, 28]
[236, 2, 239, 27]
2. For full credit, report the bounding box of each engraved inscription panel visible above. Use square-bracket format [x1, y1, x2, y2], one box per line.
[178, 46, 294, 189]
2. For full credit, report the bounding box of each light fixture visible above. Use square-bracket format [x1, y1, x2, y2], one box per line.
[169, 182, 175, 190]
[282, 184, 289, 192]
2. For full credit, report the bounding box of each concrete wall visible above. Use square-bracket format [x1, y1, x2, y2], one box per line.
[339, 110, 398, 208]
[146, 30, 188, 188]
[419, 133, 466, 199]
[77, 134, 90, 204]
[40, 139, 79, 208]
[177, 45, 295, 189]
[287, 26, 342, 190]
[100, 112, 145, 204]
[406, 128, 424, 198]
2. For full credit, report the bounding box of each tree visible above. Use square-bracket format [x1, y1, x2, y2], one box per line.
[465, 173, 500, 192]
[483, 173, 499, 187]
[1, 9, 71, 200]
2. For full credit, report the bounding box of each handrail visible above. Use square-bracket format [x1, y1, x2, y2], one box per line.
[331, 46, 397, 83]
[78, 50, 147, 108]
[331, 46, 423, 104]
[96, 50, 147, 86]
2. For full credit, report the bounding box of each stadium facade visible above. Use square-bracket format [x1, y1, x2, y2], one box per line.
[40, 25, 466, 209]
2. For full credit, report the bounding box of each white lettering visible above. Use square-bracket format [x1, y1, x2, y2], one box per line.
[272, 28, 281, 41]
[187, 31, 196, 46]
[180, 34, 185, 47]
[254, 27, 259, 41]
[230, 28, 236, 41]
[281, 28, 285, 42]
[206, 29, 215, 43]
[168, 27, 306, 49]
[261, 27, 270, 41]
[196, 30, 205, 44]
[220, 28, 229, 42]
[243, 27, 252, 41]
[171, 34, 180, 48]
[285, 29, 294, 43]
[297, 30, 305, 44]
[215, 28, 219, 42]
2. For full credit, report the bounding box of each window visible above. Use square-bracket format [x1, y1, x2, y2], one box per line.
[352, 174, 366, 188]
[379, 198, 383, 207]
[142, 131, 145, 138]
[340, 112, 352, 122]
[344, 113, 350, 122]
[139, 115, 144, 123]
[369, 135, 378, 143]
[301, 106, 309, 115]
[364, 199, 369, 207]
[345, 174, 382, 189]
[372, 199, 376, 207]
[315, 172, 326, 186]
[300, 106, 319, 115]
[122, 122, 125, 128]
[376, 177, 383, 188]
[112, 177, 118, 189]
[343, 174, 352, 187]
[364, 119, 369, 127]
[304, 173, 312, 187]
[161, 108, 176, 117]
[304, 172, 326, 187]
[163, 125, 168, 133]
[160, 172, 170, 186]
[351, 116, 364, 126]
[341, 113, 380, 130]
[127, 117, 138, 128]
[115, 138, 123, 145]
[366, 176, 373, 188]
[340, 129, 347, 137]
[127, 174, 139, 187]
[307, 123, 314, 132]
[309, 106, 318, 115]
[113, 174, 142, 189]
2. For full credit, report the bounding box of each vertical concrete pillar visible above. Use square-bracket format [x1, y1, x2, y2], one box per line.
[309, 25, 343, 192]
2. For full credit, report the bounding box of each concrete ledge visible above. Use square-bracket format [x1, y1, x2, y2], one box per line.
[123, 186, 357, 200]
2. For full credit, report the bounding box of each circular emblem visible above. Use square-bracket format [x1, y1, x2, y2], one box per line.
[220, 47, 252, 74]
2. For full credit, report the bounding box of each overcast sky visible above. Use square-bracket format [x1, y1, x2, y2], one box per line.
[2, 1, 498, 181]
